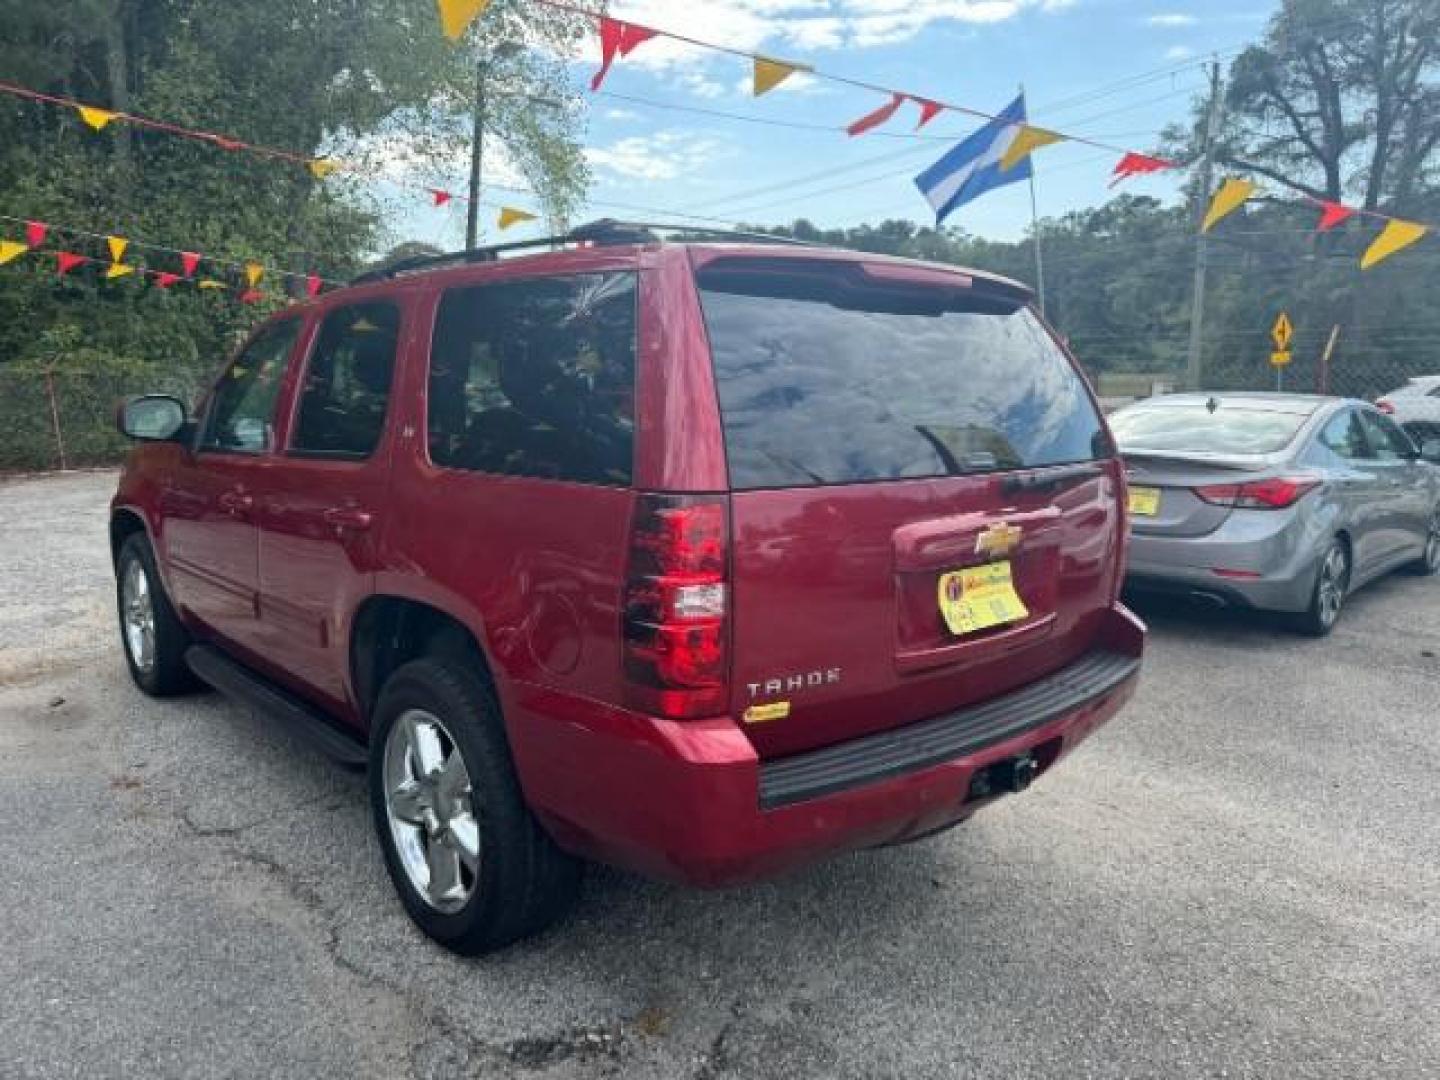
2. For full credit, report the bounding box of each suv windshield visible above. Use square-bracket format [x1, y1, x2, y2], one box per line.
[1111, 401, 1310, 455]
[695, 258, 1107, 490]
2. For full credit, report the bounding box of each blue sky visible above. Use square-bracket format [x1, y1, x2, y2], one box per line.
[392, 0, 1276, 249]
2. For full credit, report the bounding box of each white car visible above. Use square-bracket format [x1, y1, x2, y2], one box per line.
[1377, 376, 1440, 439]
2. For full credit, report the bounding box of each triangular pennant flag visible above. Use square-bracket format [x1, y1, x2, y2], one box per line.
[847, 93, 906, 137]
[1200, 177, 1256, 233]
[56, 252, 85, 276]
[153, 272, 180, 289]
[753, 57, 808, 96]
[210, 135, 244, 152]
[25, 221, 47, 248]
[1316, 201, 1355, 232]
[0, 240, 27, 266]
[77, 105, 118, 131]
[244, 262, 264, 288]
[198, 279, 227, 290]
[437, 0, 491, 41]
[308, 159, 339, 180]
[1000, 125, 1065, 172]
[180, 251, 201, 278]
[1360, 218, 1427, 270]
[497, 206, 538, 230]
[107, 236, 128, 264]
[239, 288, 264, 304]
[431, 188, 453, 207]
[591, 18, 659, 92]
[914, 98, 945, 129]
[105, 263, 136, 280]
[1109, 151, 1173, 187]
[306, 273, 323, 298]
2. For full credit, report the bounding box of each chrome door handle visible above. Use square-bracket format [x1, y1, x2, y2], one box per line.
[323, 507, 373, 531]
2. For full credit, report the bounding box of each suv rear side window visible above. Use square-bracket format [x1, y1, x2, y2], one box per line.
[427, 273, 636, 485]
[695, 259, 1106, 489]
[200, 318, 300, 453]
[291, 302, 399, 459]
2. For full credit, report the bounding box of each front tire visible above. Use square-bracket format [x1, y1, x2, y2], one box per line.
[368, 657, 580, 954]
[1294, 539, 1350, 637]
[116, 533, 199, 696]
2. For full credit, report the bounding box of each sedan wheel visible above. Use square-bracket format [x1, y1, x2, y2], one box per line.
[1296, 541, 1350, 636]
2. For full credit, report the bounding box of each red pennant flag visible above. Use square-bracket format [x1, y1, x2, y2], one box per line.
[914, 98, 945, 129]
[153, 272, 180, 289]
[25, 221, 47, 249]
[847, 93, 905, 137]
[209, 135, 243, 151]
[56, 252, 86, 276]
[431, 188, 453, 207]
[1316, 201, 1355, 232]
[1109, 151, 1174, 187]
[239, 288, 264, 305]
[305, 274, 323, 298]
[591, 17, 659, 91]
[180, 251, 201, 278]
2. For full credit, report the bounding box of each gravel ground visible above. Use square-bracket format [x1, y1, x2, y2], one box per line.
[1, 469, 1437, 1080]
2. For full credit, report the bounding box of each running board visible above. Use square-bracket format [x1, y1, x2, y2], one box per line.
[185, 644, 368, 768]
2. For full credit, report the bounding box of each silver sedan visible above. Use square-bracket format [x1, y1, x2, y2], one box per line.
[1111, 393, 1440, 634]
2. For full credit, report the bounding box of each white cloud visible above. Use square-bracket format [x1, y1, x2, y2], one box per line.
[585, 129, 730, 182]
[1163, 44, 1195, 60]
[1146, 13, 1198, 27]
[604, 107, 640, 121]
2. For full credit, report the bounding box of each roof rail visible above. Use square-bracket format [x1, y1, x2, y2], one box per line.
[350, 218, 818, 285]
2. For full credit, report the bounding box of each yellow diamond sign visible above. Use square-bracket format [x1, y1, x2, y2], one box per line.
[1271, 312, 1293, 351]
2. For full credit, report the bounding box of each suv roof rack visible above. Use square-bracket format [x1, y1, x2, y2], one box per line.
[350, 218, 819, 285]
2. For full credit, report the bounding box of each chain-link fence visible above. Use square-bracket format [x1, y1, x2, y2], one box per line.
[0, 367, 203, 473]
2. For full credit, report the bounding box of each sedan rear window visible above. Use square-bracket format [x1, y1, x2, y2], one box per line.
[695, 259, 1107, 490]
[1110, 402, 1309, 454]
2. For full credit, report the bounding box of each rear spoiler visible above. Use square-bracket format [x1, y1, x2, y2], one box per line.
[1120, 449, 1276, 471]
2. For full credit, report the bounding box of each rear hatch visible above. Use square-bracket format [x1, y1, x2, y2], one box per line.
[690, 252, 1126, 759]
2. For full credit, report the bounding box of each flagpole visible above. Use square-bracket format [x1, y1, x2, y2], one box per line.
[1020, 83, 1047, 317]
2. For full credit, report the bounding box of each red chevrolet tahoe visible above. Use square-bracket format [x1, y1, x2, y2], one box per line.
[111, 221, 1144, 953]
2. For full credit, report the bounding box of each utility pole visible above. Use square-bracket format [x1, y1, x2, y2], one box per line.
[1184, 61, 1224, 392]
[465, 54, 488, 250]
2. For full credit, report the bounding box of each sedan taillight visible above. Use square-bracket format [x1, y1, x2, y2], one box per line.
[1194, 477, 1320, 510]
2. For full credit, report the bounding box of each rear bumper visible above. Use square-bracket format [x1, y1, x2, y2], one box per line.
[508, 604, 1144, 888]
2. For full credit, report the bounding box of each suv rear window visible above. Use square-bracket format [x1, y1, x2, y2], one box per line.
[695, 259, 1106, 489]
[1110, 402, 1309, 455]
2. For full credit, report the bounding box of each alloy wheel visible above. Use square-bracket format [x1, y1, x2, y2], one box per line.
[382, 708, 481, 913]
[121, 558, 156, 674]
[1316, 546, 1347, 629]
[1426, 515, 1440, 573]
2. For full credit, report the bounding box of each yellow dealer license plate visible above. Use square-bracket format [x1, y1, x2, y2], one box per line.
[938, 561, 1029, 637]
[1128, 486, 1161, 517]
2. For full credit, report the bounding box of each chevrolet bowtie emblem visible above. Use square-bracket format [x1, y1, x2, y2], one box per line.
[975, 522, 1023, 559]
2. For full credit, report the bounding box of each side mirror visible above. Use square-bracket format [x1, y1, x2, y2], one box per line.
[117, 395, 188, 442]
[1421, 438, 1440, 465]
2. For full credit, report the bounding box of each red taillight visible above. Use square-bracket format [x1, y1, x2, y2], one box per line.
[623, 494, 729, 719]
[1376, 399, 1395, 414]
[1194, 476, 1320, 509]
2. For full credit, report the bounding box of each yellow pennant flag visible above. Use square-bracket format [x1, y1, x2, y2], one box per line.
[198, 279, 227, 290]
[497, 206, 538, 230]
[308, 159, 339, 180]
[1360, 218, 1427, 270]
[437, 0, 491, 40]
[1201, 177, 1256, 232]
[753, 57, 809, 96]
[108, 236, 128, 263]
[105, 263, 135, 280]
[77, 105, 119, 131]
[1000, 125, 1065, 172]
[245, 262, 264, 287]
[0, 240, 26, 266]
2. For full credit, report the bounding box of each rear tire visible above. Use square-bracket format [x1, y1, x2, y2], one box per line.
[1293, 539, 1349, 637]
[368, 657, 580, 954]
[1403, 509, 1440, 576]
[116, 533, 200, 696]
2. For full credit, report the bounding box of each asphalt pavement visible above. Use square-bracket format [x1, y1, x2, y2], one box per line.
[1, 469, 1436, 1079]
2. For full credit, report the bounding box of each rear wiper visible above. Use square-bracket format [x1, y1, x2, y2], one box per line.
[1001, 462, 1103, 494]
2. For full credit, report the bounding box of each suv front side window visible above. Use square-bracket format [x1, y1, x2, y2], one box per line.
[290, 303, 400, 459]
[199, 319, 301, 453]
[426, 273, 636, 485]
